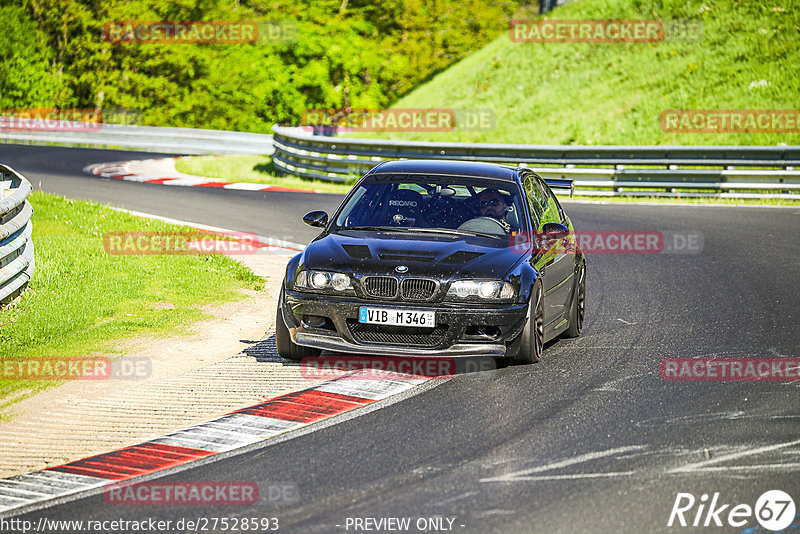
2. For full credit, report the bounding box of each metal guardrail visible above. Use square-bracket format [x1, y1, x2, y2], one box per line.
[3, 119, 797, 199]
[271, 126, 800, 199]
[0, 119, 274, 155]
[0, 164, 34, 305]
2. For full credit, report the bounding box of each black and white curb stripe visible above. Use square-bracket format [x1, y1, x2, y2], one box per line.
[0, 370, 447, 516]
[85, 158, 325, 194]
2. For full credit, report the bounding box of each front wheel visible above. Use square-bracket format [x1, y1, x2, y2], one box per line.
[511, 282, 544, 364]
[275, 304, 321, 361]
[564, 260, 586, 338]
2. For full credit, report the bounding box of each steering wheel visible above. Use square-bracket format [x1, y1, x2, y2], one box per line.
[457, 216, 508, 235]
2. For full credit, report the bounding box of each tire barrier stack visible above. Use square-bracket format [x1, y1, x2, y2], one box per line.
[0, 164, 34, 305]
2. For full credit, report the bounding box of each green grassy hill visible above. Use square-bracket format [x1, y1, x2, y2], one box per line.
[367, 0, 800, 145]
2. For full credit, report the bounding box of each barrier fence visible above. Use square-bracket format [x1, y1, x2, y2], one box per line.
[0, 119, 274, 155]
[2, 119, 798, 199]
[271, 126, 800, 199]
[0, 164, 34, 304]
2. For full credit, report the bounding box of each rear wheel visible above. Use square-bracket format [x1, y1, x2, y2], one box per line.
[275, 304, 321, 361]
[511, 282, 544, 364]
[564, 260, 586, 338]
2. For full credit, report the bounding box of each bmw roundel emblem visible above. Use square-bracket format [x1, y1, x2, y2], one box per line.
[395, 265, 408, 273]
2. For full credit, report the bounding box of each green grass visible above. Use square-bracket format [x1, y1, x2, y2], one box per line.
[0, 192, 262, 413]
[353, 0, 799, 145]
[175, 155, 355, 194]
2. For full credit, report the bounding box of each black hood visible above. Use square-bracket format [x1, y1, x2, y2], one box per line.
[300, 230, 528, 280]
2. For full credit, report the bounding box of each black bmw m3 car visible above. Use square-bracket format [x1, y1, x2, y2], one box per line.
[276, 160, 586, 364]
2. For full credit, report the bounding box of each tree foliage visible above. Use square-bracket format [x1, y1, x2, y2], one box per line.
[0, 5, 62, 108]
[1, 0, 522, 131]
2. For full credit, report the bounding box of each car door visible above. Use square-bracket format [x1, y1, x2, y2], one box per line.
[522, 174, 573, 327]
[538, 177, 576, 321]
[522, 174, 557, 326]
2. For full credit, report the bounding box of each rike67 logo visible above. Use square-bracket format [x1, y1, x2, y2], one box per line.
[668, 490, 796, 531]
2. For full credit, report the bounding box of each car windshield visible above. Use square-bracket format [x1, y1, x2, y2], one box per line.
[333, 174, 526, 237]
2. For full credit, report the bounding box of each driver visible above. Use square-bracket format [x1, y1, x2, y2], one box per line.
[476, 188, 512, 233]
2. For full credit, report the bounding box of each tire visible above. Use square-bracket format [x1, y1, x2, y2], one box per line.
[275, 304, 321, 361]
[564, 259, 586, 338]
[511, 281, 544, 364]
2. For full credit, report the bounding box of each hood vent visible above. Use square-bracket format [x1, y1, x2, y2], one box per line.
[379, 253, 436, 263]
[342, 244, 372, 260]
[441, 251, 485, 264]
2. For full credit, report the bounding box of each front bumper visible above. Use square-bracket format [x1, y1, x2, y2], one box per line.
[281, 289, 528, 358]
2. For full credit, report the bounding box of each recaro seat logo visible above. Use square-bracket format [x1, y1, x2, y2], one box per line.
[389, 200, 417, 207]
[668, 490, 796, 531]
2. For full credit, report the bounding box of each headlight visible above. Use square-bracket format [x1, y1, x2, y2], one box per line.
[310, 271, 330, 289]
[447, 280, 515, 300]
[331, 272, 351, 291]
[294, 270, 353, 293]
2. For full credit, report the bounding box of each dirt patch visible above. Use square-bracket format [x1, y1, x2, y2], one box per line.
[0, 252, 327, 478]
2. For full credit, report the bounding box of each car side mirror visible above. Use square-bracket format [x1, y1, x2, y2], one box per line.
[303, 210, 328, 228]
[541, 222, 569, 239]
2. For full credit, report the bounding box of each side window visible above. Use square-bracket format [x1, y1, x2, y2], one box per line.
[537, 177, 562, 225]
[523, 175, 545, 228]
[550, 190, 566, 222]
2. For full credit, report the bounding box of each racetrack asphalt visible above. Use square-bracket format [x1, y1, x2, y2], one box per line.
[3, 143, 800, 533]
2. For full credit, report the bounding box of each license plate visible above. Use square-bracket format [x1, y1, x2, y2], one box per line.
[359, 307, 435, 328]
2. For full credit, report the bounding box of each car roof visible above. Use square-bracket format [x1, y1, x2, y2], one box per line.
[367, 159, 520, 182]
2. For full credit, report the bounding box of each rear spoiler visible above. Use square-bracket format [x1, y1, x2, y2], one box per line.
[544, 178, 575, 198]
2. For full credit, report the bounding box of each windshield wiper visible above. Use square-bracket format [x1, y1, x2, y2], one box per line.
[397, 227, 500, 239]
[337, 226, 408, 232]
[338, 226, 499, 238]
